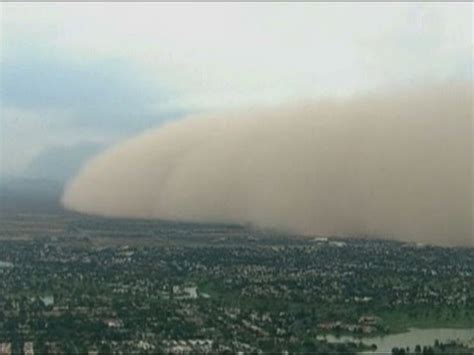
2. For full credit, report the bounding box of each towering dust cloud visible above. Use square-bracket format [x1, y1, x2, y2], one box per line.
[62, 84, 473, 246]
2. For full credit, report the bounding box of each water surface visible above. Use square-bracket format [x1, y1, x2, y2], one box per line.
[319, 328, 474, 353]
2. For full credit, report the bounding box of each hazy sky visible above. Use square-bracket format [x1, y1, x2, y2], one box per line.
[0, 2, 472, 177]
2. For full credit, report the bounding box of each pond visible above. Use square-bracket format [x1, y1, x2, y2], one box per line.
[318, 328, 474, 353]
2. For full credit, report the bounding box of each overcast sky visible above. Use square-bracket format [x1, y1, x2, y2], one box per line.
[0, 2, 472, 178]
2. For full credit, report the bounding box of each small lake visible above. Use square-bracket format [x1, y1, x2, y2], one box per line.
[319, 328, 474, 353]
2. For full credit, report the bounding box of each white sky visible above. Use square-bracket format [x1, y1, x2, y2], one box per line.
[1, 2, 472, 176]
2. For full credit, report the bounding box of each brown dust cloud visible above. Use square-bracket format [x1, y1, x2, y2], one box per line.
[62, 83, 473, 246]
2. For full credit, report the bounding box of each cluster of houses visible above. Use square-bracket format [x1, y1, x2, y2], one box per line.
[0, 342, 33, 355]
[318, 315, 383, 334]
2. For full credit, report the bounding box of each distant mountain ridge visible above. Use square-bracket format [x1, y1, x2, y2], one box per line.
[25, 142, 103, 184]
[0, 177, 64, 214]
[0, 141, 104, 215]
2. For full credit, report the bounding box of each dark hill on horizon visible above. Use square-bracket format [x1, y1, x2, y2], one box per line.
[0, 177, 64, 214]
